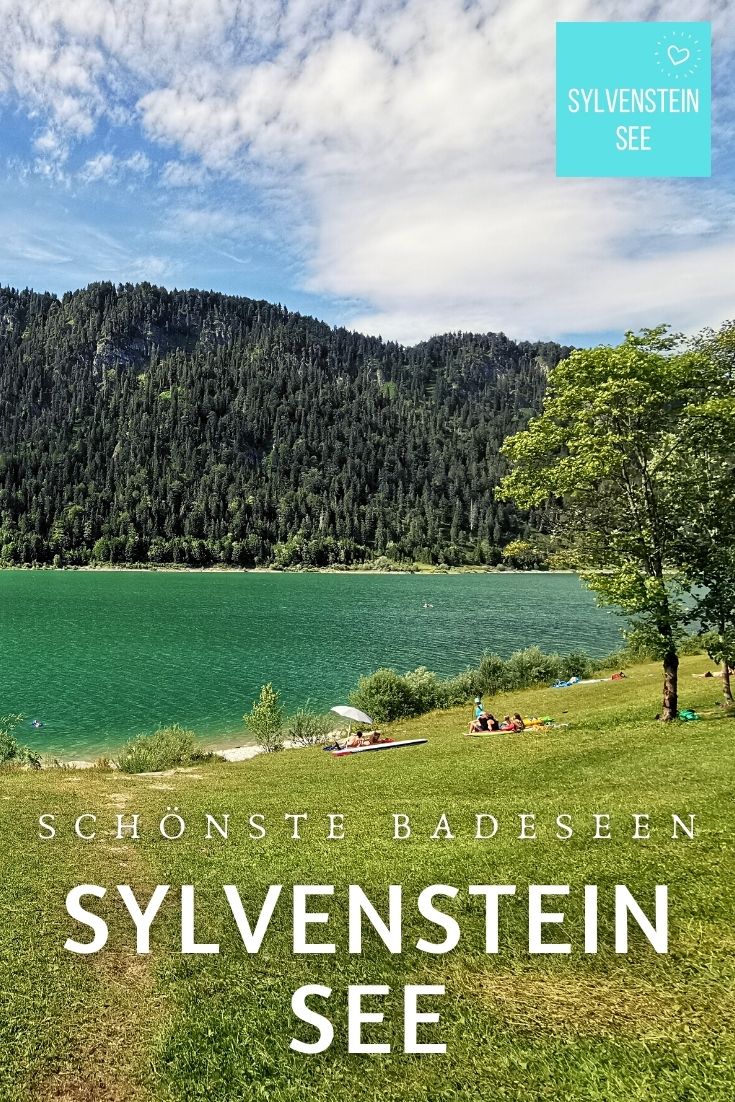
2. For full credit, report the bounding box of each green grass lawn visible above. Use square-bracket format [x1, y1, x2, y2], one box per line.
[0, 655, 733, 1101]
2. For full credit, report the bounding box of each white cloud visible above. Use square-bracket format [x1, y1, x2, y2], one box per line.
[31, 125, 70, 181]
[134, 0, 735, 340]
[0, 207, 177, 289]
[33, 128, 67, 159]
[126, 151, 151, 174]
[79, 151, 116, 181]
[126, 254, 174, 282]
[78, 150, 150, 182]
[161, 160, 209, 188]
[2, 234, 73, 265]
[2, 0, 735, 339]
[155, 205, 275, 250]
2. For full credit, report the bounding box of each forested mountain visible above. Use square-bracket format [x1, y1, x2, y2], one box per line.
[0, 282, 567, 567]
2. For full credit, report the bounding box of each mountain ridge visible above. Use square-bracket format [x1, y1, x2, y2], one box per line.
[0, 281, 568, 567]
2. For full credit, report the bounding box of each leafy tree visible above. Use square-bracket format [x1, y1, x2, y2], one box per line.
[678, 504, 735, 706]
[700, 627, 735, 706]
[244, 684, 284, 752]
[670, 324, 735, 705]
[500, 327, 732, 721]
[501, 538, 545, 570]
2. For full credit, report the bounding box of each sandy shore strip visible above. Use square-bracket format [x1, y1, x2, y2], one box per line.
[216, 744, 267, 762]
[49, 739, 309, 769]
[216, 740, 304, 762]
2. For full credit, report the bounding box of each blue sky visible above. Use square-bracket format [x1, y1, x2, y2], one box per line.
[1, 0, 734, 346]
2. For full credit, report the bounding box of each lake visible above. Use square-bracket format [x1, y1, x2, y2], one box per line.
[0, 570, 623, 758]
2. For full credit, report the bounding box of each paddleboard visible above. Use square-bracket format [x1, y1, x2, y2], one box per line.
[331, 738, 427, 757]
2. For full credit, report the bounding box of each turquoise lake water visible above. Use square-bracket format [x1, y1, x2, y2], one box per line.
[0, 571, 623, 757]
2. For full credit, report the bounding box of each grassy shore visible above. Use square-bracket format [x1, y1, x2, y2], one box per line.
[0, 655, 733, 1101]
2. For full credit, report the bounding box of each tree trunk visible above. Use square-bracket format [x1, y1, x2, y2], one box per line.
[723, 662, 734, 706]
[661, 650, 679, 721]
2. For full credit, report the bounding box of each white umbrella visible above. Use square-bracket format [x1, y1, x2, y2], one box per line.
[330, 705, 374, 726]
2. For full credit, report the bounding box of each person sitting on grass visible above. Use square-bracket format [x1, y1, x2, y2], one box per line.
[346, 729, 365, 747]
[468, 711, 501, 733]
[512, 713, 525, 731]
[468, 711, 489, 733]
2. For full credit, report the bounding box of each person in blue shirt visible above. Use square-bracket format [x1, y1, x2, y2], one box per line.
[474, 696, 483, 719]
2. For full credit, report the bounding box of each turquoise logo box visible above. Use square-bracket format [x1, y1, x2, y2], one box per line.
[556, 22, 711, 177]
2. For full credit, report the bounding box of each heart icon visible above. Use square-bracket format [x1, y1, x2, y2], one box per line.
[667, 44, 691, 66]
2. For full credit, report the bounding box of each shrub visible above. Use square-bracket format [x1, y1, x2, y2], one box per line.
[557, 649, 596, 681]
[443, 669, 481, 706]
[349, 668, 416, 723]
[476, 653, 509, 695]
[595, 648, 630, 671]
[679, 633, 705, 657]
[371, 555, 400, 572]
[341, 643, 645, 725]
[117, 724, 204, 773]
[501, 646, 556, 688]
[403, 667, 448, 713]
[244, 684, 284, 752]
[287, 706, 332, 746]
[619, 625, 702, 663]
[0, 715, 42, 769]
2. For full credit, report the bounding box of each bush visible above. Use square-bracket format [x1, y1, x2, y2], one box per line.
[244, 684, 284, 752]
[287, 706, 332, 746]
[608, 628, 703, 665]
[0, 715, 41, 769]
[117, 724, 205, 773]
[349, 668, 416, 723]
[619, 626, 703, 663]
[347, 647, 606, 722]
[595, 649, 630, 671]
[443, 669, 481, 706]
[476, 653, 509, 695]
[403, 667, 448, 713]
[503, 646, 562, 688]
[339, 639, 678, 725]
[557, 649, 596, 681]
[679, 633, 706, 657]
